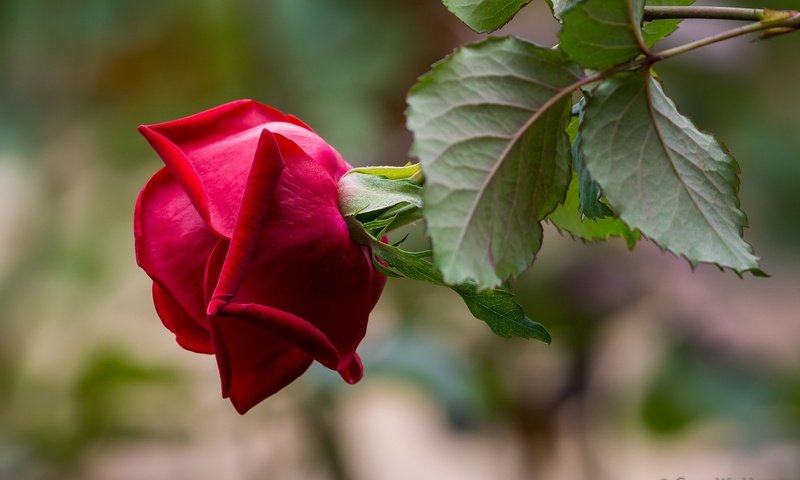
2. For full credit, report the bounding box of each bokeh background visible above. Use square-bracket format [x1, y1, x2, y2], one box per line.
[1, 1, 799, 479]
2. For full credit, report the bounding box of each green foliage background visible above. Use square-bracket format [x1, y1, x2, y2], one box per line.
[0, 0, 798, 479]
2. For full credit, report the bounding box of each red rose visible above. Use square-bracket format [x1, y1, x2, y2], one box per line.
[135, 100, 385, 413]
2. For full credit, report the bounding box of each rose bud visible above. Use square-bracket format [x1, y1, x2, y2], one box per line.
[135, 100, 386, 413]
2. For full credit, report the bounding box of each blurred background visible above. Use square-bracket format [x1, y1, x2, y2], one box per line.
[1, 0, 799, 479]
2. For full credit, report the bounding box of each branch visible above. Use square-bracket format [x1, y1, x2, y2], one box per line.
[651, 11, 800, 61]
[553, 9, 800, 90]
[643, 6, 764, 21]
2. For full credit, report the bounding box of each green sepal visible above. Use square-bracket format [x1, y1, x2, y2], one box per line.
[370, 253, 404, 278]
[338, 171, 422, 218]
[346, 163, 421, 180]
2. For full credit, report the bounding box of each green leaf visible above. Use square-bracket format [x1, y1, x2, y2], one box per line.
[558, 0, 647, 70]
[568, 102, 613, 219]
[642, 0, 694, 47]
[442, 0, 533, 32]
[373, 241, 551, 343]
[548, 171, 639, 247]
[338, 172, 422, 217]
[407, 36, 582, 288]
[580, 70, 760, 273]
[455, 286, 550, 341]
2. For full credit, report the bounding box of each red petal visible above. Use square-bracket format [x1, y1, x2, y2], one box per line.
[339, 353, 364, 384]
[210, 136, 382, 377]
[209, 313, 312, 414]
[205, 239, 343, 410]
[134, 168, 216, 347]
[265, 122, 350, 180]
[139, 102, 387, 410]
[137, 100, 345, 238]
[152, 283, 213, 354]
[215, 302, 340, 370]
[207, 130, 284, 315]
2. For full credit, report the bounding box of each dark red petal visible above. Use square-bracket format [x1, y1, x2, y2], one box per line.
[203, 239, 229, 310]
[138, 100, 330, 238]
[216, 136, 380, 377]
[134, 168, 216, 343]
[205, 239, 336, 410]
[339, 353, 364, 384]
[208, 130, 284, 315]
[208, 312, 312, 414]
[152, 283, 213, 354]
[265, 122, 350, 180]
[215, 302, 340, 370]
